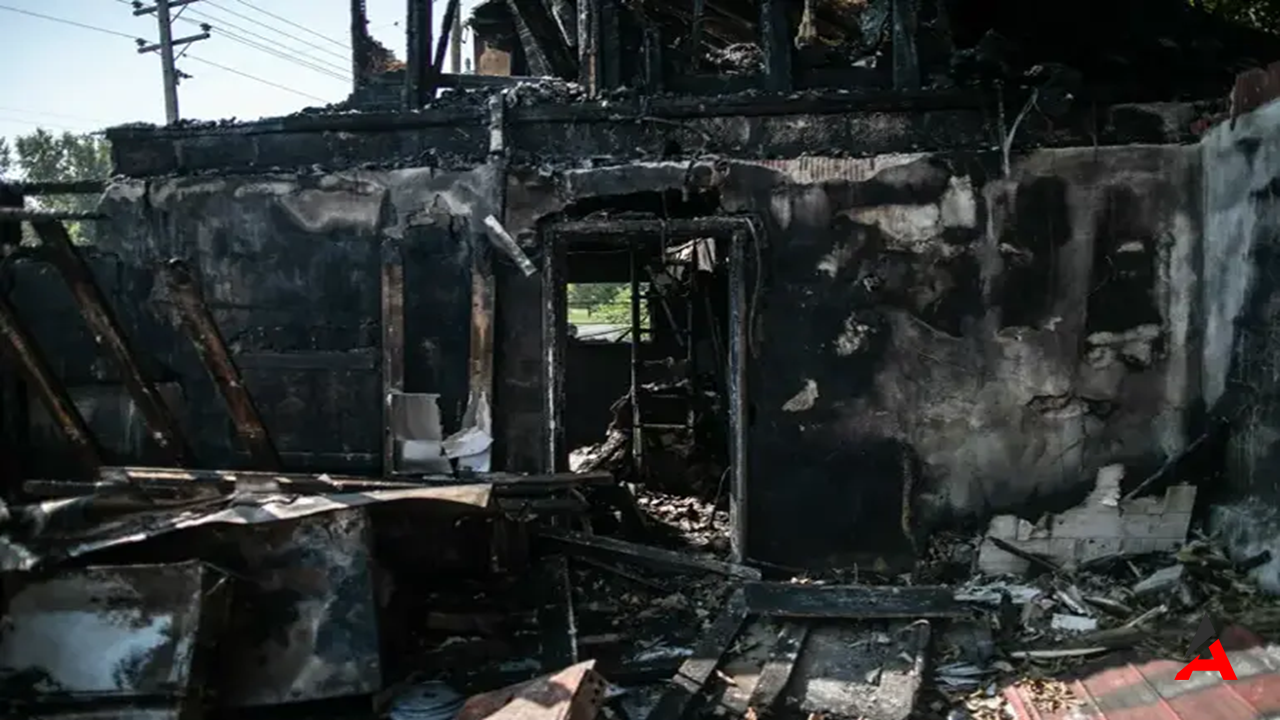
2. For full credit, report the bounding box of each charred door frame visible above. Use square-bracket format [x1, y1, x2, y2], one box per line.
[540, 216, 753, 561]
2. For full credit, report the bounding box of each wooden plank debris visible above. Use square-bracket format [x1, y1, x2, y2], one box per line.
[647, 589, 749, 720]
[743, 582, 965, 619]
[537, 554, 579, 668]
[539, 529, 762, 580]
[746, 622, 811, 718]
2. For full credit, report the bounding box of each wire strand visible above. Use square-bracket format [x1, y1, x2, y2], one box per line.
[204, 0, 350, 60]
[184, 55, 329, 102]
[179, 10, 350, 79]
[226, 0, 351, 50]
[0, 4, 138, 40]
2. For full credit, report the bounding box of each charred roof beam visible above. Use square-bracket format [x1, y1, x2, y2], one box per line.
[507, 0, 577, 79]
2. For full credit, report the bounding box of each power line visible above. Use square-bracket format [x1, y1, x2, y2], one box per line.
[0, 115, 95, 134]
[184, 55, 329, 102]
[178, 10, 350, 80]
[0, 4, 138, 40]
[203, 0, 349, 61]
[226, 0, 350, 50]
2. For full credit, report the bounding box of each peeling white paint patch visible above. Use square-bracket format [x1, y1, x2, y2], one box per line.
[845, 204, 941, 248]
[148, 178, 231, 207]
[103, 179, 146, 203]
[277, 189, 385, 233]
[939, 175, 978, 228]
[834, 314, 876, 356]
[816, 243, 855, 277]
[770, 193, 793, 231]
[782, 379, 819, 412]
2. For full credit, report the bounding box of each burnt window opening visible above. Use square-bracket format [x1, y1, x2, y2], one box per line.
[567, 281, 653, 343]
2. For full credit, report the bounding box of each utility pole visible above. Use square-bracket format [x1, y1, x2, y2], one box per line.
[132, 0, 210, 124]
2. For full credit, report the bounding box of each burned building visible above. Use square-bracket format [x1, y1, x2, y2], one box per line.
[5, 2, 1280, 716]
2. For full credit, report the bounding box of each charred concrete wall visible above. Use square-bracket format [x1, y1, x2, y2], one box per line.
[1203, 101, 1280, 501]
[3, 96, 1220, 567]
[502, 149, 1201, 569]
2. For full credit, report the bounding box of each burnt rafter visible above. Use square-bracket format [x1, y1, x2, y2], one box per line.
[506, 0, 578, 79]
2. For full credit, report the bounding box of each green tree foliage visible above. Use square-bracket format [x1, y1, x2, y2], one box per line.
[567, 282, 625, 312]
[1195, 0, 1280, 32]
[0, 129, 111, 244]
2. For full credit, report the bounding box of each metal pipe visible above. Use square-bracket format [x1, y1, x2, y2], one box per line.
[162, 259, 281, 470]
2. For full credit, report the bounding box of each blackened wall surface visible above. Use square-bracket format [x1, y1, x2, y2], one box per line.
[63, 94, 1220, 569]
[1202, 101, 1280, 502]
[11, 171, 479, 475]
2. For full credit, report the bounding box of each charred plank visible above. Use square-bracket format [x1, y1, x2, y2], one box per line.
[162, 259, 280, 470]
[0, 292, 102, 476]
[743, 582, 964, 619]
[381, 237, 406, 475]
[746, 622, 810, 718]
[536, 554, 579, 667]
[539, 529, 761, 580]
[647, 589, 748, 720]
[31, 219, 188, 465]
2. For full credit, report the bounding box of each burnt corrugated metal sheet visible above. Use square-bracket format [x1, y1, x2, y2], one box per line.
[0, 561, 227, 718]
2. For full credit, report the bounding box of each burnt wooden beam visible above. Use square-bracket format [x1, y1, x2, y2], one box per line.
[644, 26, 664, 92]
[647, 589, 748, 720]
[0, 180, 106, 196]
[539, 529, 762, 580]
[746, 622, 810, 718]
[599, 0, 621, 90]
[162, 259, 281, 471]
[0, 208, 104, 221]
[760, 0, 792, 92]
[727, 230, 747, 562]
[686, 0, 707, 69]
[31, 219, 189, 465]
[380, 237, 405, 475]
[577, 0, 599, 93]
[404, 0, 434, 107]
[536, 554, 579, 667]
[0, 292, 102, 477]
[550, 0, 576, 50]
[549, 217, 754, 241]
[431, 0, 462, 88]
[890, 0, 920, 90]
[506, 0, 577, 79]
[743, 582, 965, 619]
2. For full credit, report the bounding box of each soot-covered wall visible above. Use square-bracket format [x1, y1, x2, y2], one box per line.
[10, 171, 485, 475]
[502, 149, 1200, 569]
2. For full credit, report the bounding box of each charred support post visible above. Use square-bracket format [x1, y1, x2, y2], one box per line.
[577, 0, 599, 93]
[404, 0, 434, 107]
[431, 0, 463, 89]
[628, 236, 644, 482]
[727, 230, 748, 563]
[760, 0, 793, 92]
[162, 259, 281, 470]
[542, 233, 567, 472]
[686, 0, 706, 70]
[550, 0, 576, 51]
[32, 219, 189, 465]
[0, 292, 102, 476]
[643, 26, 664, 92]
[599, 0, 621, 90]
[891, 0, 921, 90]
[381, 237, 406, 475]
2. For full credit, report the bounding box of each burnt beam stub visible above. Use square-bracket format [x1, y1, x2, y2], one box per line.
[405, 0, 434, 108]
[743, 582, 964, 619]
[381, 236, 406, 475]
[31, 219, 190, 466]
[891, 0, 921, 90]
[162, 259, 282, 471]
[550, 217, 756, 242]
[577, 0, 599, 92]
[760, 0, 792, 92]
[647, 589, 748, 720]
[432, 0, 464, 87]
[0, 291, 103, 478]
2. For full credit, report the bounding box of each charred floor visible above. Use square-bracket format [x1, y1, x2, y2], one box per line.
[5, 0, 1280, 719]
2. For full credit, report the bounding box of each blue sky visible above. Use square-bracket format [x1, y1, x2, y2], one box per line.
[0, 0, 477, 146]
